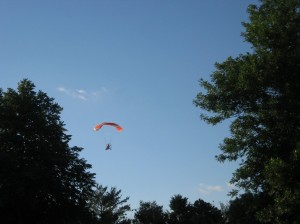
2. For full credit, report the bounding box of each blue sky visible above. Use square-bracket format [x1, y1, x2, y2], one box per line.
[1, 0, 258, 213]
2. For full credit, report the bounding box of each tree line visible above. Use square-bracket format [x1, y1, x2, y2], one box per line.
[1, 0, 299, 223]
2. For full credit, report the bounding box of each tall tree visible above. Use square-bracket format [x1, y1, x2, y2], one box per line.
[89, 184, 131, 224]
[194, 0, 300, 223]
[0, 79, 96, 223]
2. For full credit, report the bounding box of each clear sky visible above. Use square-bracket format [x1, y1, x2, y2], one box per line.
[1, 0, 258, 213]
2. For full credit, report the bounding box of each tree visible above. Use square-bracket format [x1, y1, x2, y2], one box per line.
[168, 195, 223, 224]
[194, 0, 300, 223]
[191, 199, 223, 224]
[226, 193, 268, 224]
[0, 79, 97, 223]
[89, 184, 131, 224]
[134, 201, 167, 224]
[168, 195, 191, 224]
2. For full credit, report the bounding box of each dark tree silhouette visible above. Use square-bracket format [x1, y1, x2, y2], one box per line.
[190, 199, 223, 224]
[89, 184, 131, 224]
[0, 79, 96, 223]
[134, 201, 167, 224]
[168, 195, 191, 224]
[226, 193, 269, 224]
[194, 0, 300, 223]
[168, 194, 224, 224]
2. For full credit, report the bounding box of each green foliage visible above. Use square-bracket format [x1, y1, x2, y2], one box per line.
[194, 0, 300, 223]
[0, 79, 96, 223]
[89, 184, 131, 224]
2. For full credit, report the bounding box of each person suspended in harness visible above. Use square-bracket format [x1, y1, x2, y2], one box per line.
[105, 143, 112, 150]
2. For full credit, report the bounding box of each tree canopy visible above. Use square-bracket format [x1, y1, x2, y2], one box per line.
[225, 193, 268, 224]
[0, 79, 96, 223]
[194, 0, 300, 223]
[89, 184, 131, 224]
[134, 201, 167, 224]
[168, 194, 223, 224]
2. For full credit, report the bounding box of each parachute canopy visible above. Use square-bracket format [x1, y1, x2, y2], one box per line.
[94, 122, 123, 132]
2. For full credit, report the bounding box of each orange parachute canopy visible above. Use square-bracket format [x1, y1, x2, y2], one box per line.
[94, 122, 123, 132]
